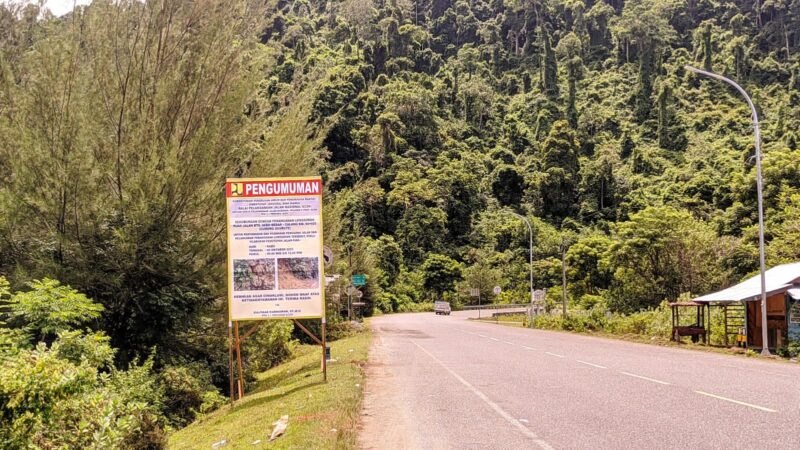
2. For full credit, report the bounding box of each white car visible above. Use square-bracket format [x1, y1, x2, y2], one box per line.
[434, 301, 451, 315]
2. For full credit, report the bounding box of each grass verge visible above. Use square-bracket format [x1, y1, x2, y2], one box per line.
[168, 329, 371, 449]
[473, 313, 797, 364]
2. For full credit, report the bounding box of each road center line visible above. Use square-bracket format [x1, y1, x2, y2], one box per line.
[522, 346, 536, 350]
[412, 341, 554, 450]
[545, 352, 565, 358]
[576, 360, 607, 369]
[694, 390, 777, 413]
[478, 334, 487, 338]
[503, 341, 516, 345]
[619, 371, 671, 385]
[490, 337, 500, 341]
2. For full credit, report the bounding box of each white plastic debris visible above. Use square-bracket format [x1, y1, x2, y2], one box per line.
[270, 415, 289, 441]
[211, 439, 227, 449]
[251, 440, 261, 445]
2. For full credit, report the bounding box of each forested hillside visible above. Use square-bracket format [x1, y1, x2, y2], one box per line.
[263, 0, 800, 313]
[1, 0, 800, 445]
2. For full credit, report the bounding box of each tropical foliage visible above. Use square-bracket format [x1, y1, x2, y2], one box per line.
[2, 0, 800, 445]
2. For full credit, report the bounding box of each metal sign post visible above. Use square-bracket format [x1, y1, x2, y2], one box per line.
[346, 285, 359, 321]
[469, 288, 481, 318]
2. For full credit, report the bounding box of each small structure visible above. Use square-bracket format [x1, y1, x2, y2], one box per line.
[693, 262, 800, 350]
[669, 301, 708, 344]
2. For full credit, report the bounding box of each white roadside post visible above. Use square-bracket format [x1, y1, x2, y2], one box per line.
[684, 65, 770, 355]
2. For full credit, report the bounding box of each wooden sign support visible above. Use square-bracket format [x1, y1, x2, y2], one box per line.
[229, 318, 327, 405]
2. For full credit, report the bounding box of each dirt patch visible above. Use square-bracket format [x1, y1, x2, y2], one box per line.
[277, 257, 319, 289]
[358, 328, 414, 450]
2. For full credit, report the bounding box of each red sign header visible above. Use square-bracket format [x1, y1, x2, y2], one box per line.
[226, 179, 322, 197]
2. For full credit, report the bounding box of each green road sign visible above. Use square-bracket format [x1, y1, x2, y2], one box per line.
[351, 274, 366, 286]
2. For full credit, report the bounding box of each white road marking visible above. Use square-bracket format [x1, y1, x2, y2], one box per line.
[522, 346, 536, 351]
[620, 371, 671, 385]
[478, 334, 487, 338]
[576, 360, 607, 369]
[545, 352, 565, 358]
[503, 341, 516, 345]
[413, 341, 554, 450]
[694, 390, 777, 413]
[490, 337, 500, 341]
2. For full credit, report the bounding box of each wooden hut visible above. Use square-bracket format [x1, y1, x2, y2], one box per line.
[692, 262, 800, 350]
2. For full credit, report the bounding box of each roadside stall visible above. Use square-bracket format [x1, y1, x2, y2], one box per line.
[669, 301, 709, 344]
[691, 262, 800, 350]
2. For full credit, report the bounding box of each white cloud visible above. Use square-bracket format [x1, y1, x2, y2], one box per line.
[44, 0, 91, 16]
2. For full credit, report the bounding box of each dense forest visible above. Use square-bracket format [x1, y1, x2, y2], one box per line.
[0, 0, 799, 446]
[296, 0, 800, 314]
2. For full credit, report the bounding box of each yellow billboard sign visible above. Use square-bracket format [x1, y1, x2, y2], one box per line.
[226, 177, 325, 321]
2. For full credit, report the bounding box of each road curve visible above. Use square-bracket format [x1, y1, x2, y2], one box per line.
[358, 311, 800, 450]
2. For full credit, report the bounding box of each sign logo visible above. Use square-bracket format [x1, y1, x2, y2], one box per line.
[229, 182, 244, 196]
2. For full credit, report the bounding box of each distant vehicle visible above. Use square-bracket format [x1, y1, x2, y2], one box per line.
[434, 301, 451, 315]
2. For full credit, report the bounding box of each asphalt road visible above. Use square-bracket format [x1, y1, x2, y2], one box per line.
[358, 310, 800, 450]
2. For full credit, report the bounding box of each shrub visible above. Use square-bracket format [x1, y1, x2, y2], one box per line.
[374, 291, 399, 313]
[0, 279, 168, 448]
[5, 278, 104, 341]
[397, 301, 434, 312]
[159, 364, 223, 427]
[0, 344, 166, 449]
[55, 330, 116, 368]
[531, 301, 672, 339]
[244, 320, 295, 373]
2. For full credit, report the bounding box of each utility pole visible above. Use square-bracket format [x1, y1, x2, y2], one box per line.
[685, 65, 770, 355]
[561, 243, 568, 317]
[348, 246, 353, 321]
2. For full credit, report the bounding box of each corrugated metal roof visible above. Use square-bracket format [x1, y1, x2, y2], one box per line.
[694, 262, 800, 303]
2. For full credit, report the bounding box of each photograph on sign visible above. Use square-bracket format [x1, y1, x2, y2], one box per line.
[226, 177, 325, 320]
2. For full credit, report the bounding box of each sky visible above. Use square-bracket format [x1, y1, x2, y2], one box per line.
[7, 0, 92, 16]
[43, 0, 91, 16]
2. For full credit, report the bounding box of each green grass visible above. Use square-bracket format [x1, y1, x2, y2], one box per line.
[470, 313, 528, 327]
[168, 330, 371, 449]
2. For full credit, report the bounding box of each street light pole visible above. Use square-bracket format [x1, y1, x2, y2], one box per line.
[685, 65, 770, 356]
[510, 212, 535, 327]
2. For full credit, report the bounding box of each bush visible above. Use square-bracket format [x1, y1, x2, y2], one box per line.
[374, 291, 399, 313]
[0, 343, 166, 449]
[0, 278, 168, 448]
[5, 278, 104, 341]
[55, 330, 115, 368]
[788, 341, 800, 358]
[605, 302, 671, 338]
[531, 301, 672, 339]
[159, 363, 224, 427]
[244, 320, 295, 373]
[397, 301, 434, 312]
